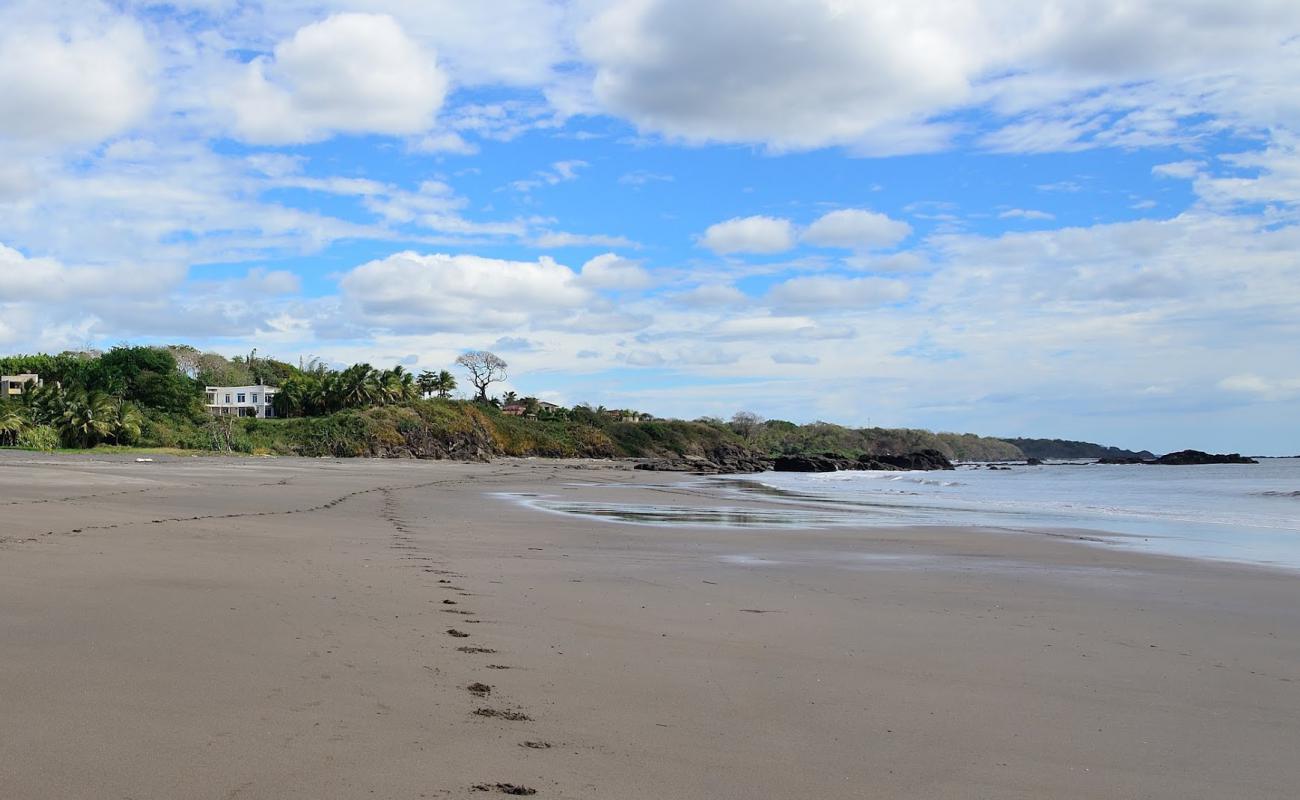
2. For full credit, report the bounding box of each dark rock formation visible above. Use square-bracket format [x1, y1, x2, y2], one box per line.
[1098, 450, 1259, 466]
[635, 441, 771, 474]
[773, 454, 845, 472]
[1154, 450, 1258, 465]
[867, 449, 955, 471]
[1026, 457, 1043, 466]
[772, 449, 956, 473]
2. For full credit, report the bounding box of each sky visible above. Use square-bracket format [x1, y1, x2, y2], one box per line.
[1, 1, 1298, 454]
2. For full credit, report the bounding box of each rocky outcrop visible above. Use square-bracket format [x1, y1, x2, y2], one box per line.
[1098, 450, 1259, 466]
[371, 422, 497, 461]
[1154, 450, 1258, 465]
[635, 441, 771, 474]
[773, 454, 847, 472]
[864, 449, 955, 471]
[772, 449, 956, 473]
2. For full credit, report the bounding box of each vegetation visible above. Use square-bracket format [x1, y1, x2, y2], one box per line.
[999, 438, 1155, 461]
[3, 344, 1127, 465]
[722, 413, 1025, 462]
[272, 363, 419, 417]
[455, 351, 507, 401]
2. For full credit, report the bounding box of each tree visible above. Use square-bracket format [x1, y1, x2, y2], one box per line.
[432, 370, 456, 399]
[729, 411, 764, 439]
[0, 406, 28, 446]
[57, 390, 117, 448]
[502, 390, 518, 406]
[455, 351, 507, 402]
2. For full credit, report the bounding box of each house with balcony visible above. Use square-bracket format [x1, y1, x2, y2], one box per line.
[205, 385, 278, 418]
[1, 373, 42, 399]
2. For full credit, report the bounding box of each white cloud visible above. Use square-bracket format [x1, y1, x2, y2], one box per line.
[772, 352, 819, 365]
[578, 0, 1300, 154]
[509, 159, 590, 192]
[1217, 374, 1300, 399]
[580, 0, 979, 151]
[411, 131, 479, 155]
[0, 243, 178, 301]
[1152, 160, 1203, 180]
[673, 284, 749, 308]
[222, 13, 448, 144]
[533, 231, 637, 249]
[767, 275, 910, 310]
[339, 251, 592, 333]
[803, 209, 912, 250]
[0, 17, 155, 149]
[701, 216, 795, 254]
[579, 253, 653, 290]
[998, 208, 1056, 221]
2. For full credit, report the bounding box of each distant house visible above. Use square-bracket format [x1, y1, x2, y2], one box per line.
[501, 403, 528, 416]
[1, 373, 42, 398]
[603, 409, 649, 423]
[537, 401, 562, 412]
[205, 385, 278, 418]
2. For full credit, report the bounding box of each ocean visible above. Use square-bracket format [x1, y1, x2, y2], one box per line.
[732, 459, 1300, 570]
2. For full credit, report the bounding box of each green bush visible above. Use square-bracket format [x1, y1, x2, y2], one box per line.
[18, 425, 59, 452]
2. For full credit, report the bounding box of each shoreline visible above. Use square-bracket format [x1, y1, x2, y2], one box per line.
[2, 453, 1299, 798]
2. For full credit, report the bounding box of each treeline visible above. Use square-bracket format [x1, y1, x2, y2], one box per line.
[721, 415, 1026, 462]
[999, 437, 1155, 461]
[4, 344, 1127, 464]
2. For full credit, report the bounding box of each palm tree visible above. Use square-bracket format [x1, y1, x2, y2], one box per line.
[58, 391, 116, 448]
[380, 366, 416, 404]
[417, 370, 437, 399]
[502, 390, 519, 406]
[0, 407, 28, 446]
[112, 402, 144, 445]
[336, 364, 378, 409]
[432, 370, 456, 399]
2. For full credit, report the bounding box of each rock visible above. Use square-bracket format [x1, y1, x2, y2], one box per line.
[773, 454, 843, 472]
[1097, 450, 1259, 465]
[1154, 450, 1258, 465]
[635, 442, 770, 475]
[868, 449, 955, 471]
[1026, 457, 1043, 466]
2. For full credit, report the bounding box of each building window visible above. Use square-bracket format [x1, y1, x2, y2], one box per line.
[225, 394, 232, 403]
[252, 394, 259, 403]
[237, 393, 246, 403]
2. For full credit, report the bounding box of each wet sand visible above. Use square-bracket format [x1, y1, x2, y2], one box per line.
[1, 452, 1298, 799]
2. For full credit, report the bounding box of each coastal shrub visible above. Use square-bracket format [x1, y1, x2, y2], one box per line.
[17, 425, 59, 452]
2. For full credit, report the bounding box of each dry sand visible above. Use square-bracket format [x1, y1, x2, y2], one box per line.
[1, 452, 1298, 799]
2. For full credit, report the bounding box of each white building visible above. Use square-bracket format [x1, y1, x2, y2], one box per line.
[205, 385, 278, 418]
[1, 373, 42, 399]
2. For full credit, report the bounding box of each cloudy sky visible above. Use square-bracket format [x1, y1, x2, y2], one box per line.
[2, 1, 1298, 453]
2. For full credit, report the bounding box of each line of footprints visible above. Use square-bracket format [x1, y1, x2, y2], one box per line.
[382, 493, 547, 796]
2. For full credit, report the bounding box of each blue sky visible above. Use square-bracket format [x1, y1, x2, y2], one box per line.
[1, 1, 1298, 454]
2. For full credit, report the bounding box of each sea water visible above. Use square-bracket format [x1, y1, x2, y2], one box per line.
[735, 459, 1300, 569]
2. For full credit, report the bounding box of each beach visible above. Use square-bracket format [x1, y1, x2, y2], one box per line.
[2, 453, 1298, 799]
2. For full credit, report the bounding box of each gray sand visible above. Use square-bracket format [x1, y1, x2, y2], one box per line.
[2, 452, 1298, 798]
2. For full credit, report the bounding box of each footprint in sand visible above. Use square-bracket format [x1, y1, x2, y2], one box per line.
[447, 628, 471, 638]
[471, 783, 536, 796]
[473, 707, 531, 721]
